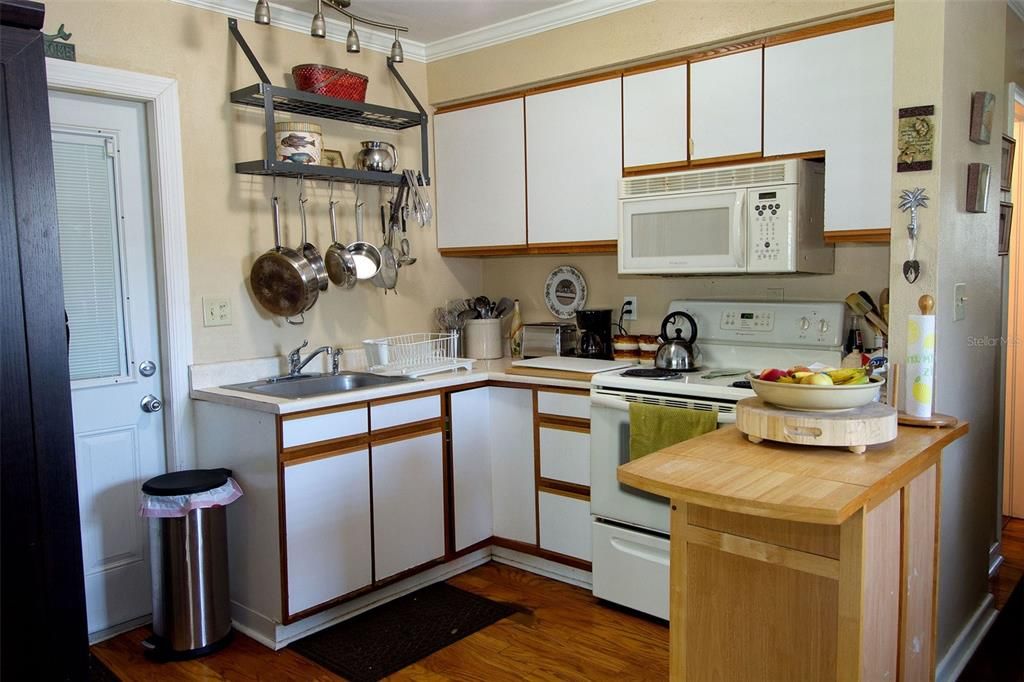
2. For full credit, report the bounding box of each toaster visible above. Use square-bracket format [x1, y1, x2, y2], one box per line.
[521, 323, 578, 359]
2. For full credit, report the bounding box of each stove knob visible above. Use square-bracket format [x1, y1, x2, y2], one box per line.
[799, 317, 810, 331]
[819, 319, 830, 334]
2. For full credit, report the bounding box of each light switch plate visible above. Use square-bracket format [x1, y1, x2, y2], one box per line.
[953, 283, 966, 322]
[203, 296, 232, 327]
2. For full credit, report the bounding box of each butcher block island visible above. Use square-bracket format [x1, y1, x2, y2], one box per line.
[618, 422, 968, 682]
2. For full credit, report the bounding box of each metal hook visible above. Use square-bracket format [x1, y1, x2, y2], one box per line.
[329, 179, 335, 202]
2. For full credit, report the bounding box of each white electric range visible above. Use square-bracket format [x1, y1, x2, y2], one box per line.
[589, 299, 848, 619]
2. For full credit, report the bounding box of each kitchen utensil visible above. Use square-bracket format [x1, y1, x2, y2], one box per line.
[464, 319, 503, 359]
[345, 184, 381, 280]
[291, 63, 368, 101]
[746, 374, 885, 412]
[474, 296, 491, 319]
[845, 292, 889, 336]
[371, 190, 398, 291]
[736, 397, 896, 454]
[355, 140, 398, 172]
[325, 192, 357, 289]
[297, 187, 328, 294]
[494, 297, 514, 318]
[397, 238, 416, 267]
[249, 195, 319, 319]
[655, 311, 702, 371]
[458, 308, 479, 322]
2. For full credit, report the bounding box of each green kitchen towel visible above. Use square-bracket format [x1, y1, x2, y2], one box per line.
[628, 402, 718, 461]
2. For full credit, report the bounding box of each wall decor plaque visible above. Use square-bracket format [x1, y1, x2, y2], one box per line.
[969, 91, 996, 144]
[897, 105, 935, 172]
[966, 162, 991, 213]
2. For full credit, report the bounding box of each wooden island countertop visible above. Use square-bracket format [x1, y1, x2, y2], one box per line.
[617, 422, 969, 681]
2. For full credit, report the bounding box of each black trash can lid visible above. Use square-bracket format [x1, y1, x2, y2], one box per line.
[142, 468, 232, 496]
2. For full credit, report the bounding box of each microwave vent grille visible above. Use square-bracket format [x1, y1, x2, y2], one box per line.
[621, 162, 789, 198]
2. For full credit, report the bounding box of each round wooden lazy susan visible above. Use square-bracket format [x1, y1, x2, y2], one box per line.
[735, 397, 897, 454]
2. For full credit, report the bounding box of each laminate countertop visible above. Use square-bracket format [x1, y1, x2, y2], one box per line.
[617, 423, 969, 525]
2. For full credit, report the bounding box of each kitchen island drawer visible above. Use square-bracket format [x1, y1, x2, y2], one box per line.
[370, 393, 441, 432]
[281, 404, 367, 450]
[536, 389, 590, 420]
[539, 424, 590, 486]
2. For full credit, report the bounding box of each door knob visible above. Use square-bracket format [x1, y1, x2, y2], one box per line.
[139, 360, 157, 377]
[141, 395, 162, 413]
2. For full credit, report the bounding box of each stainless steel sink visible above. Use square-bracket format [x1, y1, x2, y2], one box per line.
[224, 372, 418, 399]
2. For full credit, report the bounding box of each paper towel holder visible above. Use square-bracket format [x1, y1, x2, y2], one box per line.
[897, 293, 958, 428]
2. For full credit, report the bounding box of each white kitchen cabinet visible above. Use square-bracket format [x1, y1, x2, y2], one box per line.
[526, 78, 621, 244]
[450, 387, 493, 551]
[490, 387, 536, 544]
[371, 431, 446, 580]
[538, 425, 590, 487]
[434, 99, 527, 249]
[284, 448, 372, 615]
[281, 404, 367, 450]
[764, 23, 893, 233]
[689, 49, 763, 161]
[539, 491, 591, 561]
[622, 65, 688, 168]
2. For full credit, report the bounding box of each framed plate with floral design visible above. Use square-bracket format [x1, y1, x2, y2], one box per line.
[544, 265, 587, 319]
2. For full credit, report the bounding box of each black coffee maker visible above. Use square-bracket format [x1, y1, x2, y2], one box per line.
[575, 309, 613, 360]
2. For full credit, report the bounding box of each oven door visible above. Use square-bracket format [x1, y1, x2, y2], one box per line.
[618, 189, 746, 274]
[589, 391, 735, 534]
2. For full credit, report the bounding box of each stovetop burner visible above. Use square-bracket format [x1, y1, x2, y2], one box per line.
[621, 368, 684, 380]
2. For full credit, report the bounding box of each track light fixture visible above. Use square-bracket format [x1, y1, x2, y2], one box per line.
[346, 16, 360, 53]
[390, 29, 404, 63]
[310, 0, 326, 38]
[255, 0, 408, 61]
[253, 0, 270, 25]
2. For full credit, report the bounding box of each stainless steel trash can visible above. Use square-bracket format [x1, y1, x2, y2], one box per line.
[141, 468, 240, 661]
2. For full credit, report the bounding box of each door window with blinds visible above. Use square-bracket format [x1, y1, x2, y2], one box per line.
[52, 129, 133, 384]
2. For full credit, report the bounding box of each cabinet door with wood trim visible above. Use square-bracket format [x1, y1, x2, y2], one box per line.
[434, 99, 527, 249]
[371, 431, 446, 580]
[538, 423, 590, 487]
[490, 386, 536, 544]
[689, 49, 763, 162]
[623, 65, 688, 170]
[538, 490, 591, 561]
[526, 78, 621, 244]
[449, 387, 493, 552]
[763, 23, 893, 233]
[283, 448, 372, 616]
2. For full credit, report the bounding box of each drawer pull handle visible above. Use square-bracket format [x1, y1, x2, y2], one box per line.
[784, 425, 823, 438]
[609, 537, 670, 565]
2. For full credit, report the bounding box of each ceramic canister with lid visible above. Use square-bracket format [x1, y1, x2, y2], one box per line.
[274, 121, 323, 165]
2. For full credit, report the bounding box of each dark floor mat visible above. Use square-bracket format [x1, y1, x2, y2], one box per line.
[959, 581, 1024, 681]
[89, 652, 121, 682]
[289, 582, 516, 682]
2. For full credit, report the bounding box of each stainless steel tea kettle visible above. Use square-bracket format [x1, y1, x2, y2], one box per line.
[655, 311, 702, 371]
[355, 140, 398, 172]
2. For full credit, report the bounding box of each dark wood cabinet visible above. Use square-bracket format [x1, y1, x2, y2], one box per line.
[0, 1, 89, 678]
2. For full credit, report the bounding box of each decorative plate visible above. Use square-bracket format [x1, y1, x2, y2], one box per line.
[544, 265, 587, 319]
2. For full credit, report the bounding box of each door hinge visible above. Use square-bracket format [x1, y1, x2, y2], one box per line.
[105, 138, 116, 157]
[688, 137, 694, 157]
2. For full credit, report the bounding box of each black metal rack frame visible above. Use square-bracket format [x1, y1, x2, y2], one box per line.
[227, 17, 430, 187]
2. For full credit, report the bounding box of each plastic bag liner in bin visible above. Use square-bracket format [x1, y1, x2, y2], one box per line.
[139, 468, 242, 661]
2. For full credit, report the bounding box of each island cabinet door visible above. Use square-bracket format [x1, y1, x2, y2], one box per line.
[449, 387, 494, 552]
[371, 430, 446, 581]
[763, 22, 893, 233]
[689, 48, 763, 162]
[283, 447, 372, 618]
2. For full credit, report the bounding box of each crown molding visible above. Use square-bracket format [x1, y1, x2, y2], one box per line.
[171, 0, 653, 63]
[424, 0, 653, 61]
[1011, 0, 1024, 21]
[169, 0, 428, 62]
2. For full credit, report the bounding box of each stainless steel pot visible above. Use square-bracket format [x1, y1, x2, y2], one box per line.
[325, 198, 357, 289]
[355, 140, 398, 172]
[250, 196, 319, 320]
[655, 311, 702, 371]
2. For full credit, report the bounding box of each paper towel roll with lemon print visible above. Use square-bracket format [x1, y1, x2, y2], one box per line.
[905, 298, 936, 418]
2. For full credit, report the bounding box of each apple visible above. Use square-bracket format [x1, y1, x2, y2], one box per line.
[802, 373, 834, 386]
[758, 368, 787, 382]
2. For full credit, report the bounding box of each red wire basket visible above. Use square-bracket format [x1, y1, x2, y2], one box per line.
[291, 64, 368, 102]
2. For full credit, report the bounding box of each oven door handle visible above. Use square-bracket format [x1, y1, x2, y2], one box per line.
[590, 395, 736, 424]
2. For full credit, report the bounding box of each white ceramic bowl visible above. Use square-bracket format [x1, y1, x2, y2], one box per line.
[747, 373, 885, 412]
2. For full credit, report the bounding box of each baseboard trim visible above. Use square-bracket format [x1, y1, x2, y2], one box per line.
[492, 546, 593, 589]
[88, 614, 152, 645]
[935, 593, 998, 682]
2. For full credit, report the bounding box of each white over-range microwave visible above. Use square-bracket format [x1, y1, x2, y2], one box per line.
[618, 159, 834, 275]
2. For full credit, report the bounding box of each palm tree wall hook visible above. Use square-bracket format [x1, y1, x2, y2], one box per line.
[898, 187, 929, 283]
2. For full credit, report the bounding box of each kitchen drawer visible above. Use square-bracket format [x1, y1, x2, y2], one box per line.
[536, 390, 590, 420]
[539, 490, 591, 561]
[371, 393, 441, 431]
[591, 520, 669, 620]
[539, 425, 590, 486]
[281, 406, 367, 449]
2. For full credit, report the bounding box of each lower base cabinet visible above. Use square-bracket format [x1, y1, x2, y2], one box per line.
[371, 431, 446, 580]
[283, 448, 373, 616]
[538, 490, 592, 561]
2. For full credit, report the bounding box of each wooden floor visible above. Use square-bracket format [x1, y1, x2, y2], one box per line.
[991, 516, 1024, 610]
[92, 562, 669, 681]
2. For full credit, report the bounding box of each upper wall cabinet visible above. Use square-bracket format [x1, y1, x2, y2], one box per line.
[434, 99, 527, 249]
[764, 23, 894, 234]
[623, 65, 688, 169]
[526, 78, 622, 244]
[689, 49, 763, 162]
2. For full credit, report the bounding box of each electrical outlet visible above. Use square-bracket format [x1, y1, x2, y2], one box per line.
[203, 296, 232, 327]
[622, 296, 638, 321]
[953, 283, 967, 322]
[767, 287, 784, 301]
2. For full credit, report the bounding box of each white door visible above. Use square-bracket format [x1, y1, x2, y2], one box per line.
[689, 48, 763, 161]
[622, 65, 688, 169]
[49, 90, 166, 639]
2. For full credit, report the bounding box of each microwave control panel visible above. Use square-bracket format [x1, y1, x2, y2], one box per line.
[747, 186, 795, 272]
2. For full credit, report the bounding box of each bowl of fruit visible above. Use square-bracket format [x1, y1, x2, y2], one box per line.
[747, 366, 884, 412]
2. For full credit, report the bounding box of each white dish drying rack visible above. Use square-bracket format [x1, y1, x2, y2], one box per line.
[363, 332, 474, 377]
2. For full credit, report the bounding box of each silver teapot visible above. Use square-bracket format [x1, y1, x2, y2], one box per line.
[655, 311, 703, 372]
[355, 140, 398, 172]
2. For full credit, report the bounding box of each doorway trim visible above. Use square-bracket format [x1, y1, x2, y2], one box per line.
[46, 59, 194, 470]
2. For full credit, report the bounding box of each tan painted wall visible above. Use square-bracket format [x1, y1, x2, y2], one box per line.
[1008, 6, 1024, 89]
[44, 0, 482, 365]
[427, 0, 887, 104]
[480, 245, 890, 335]
[886, 0, 1005, 665]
